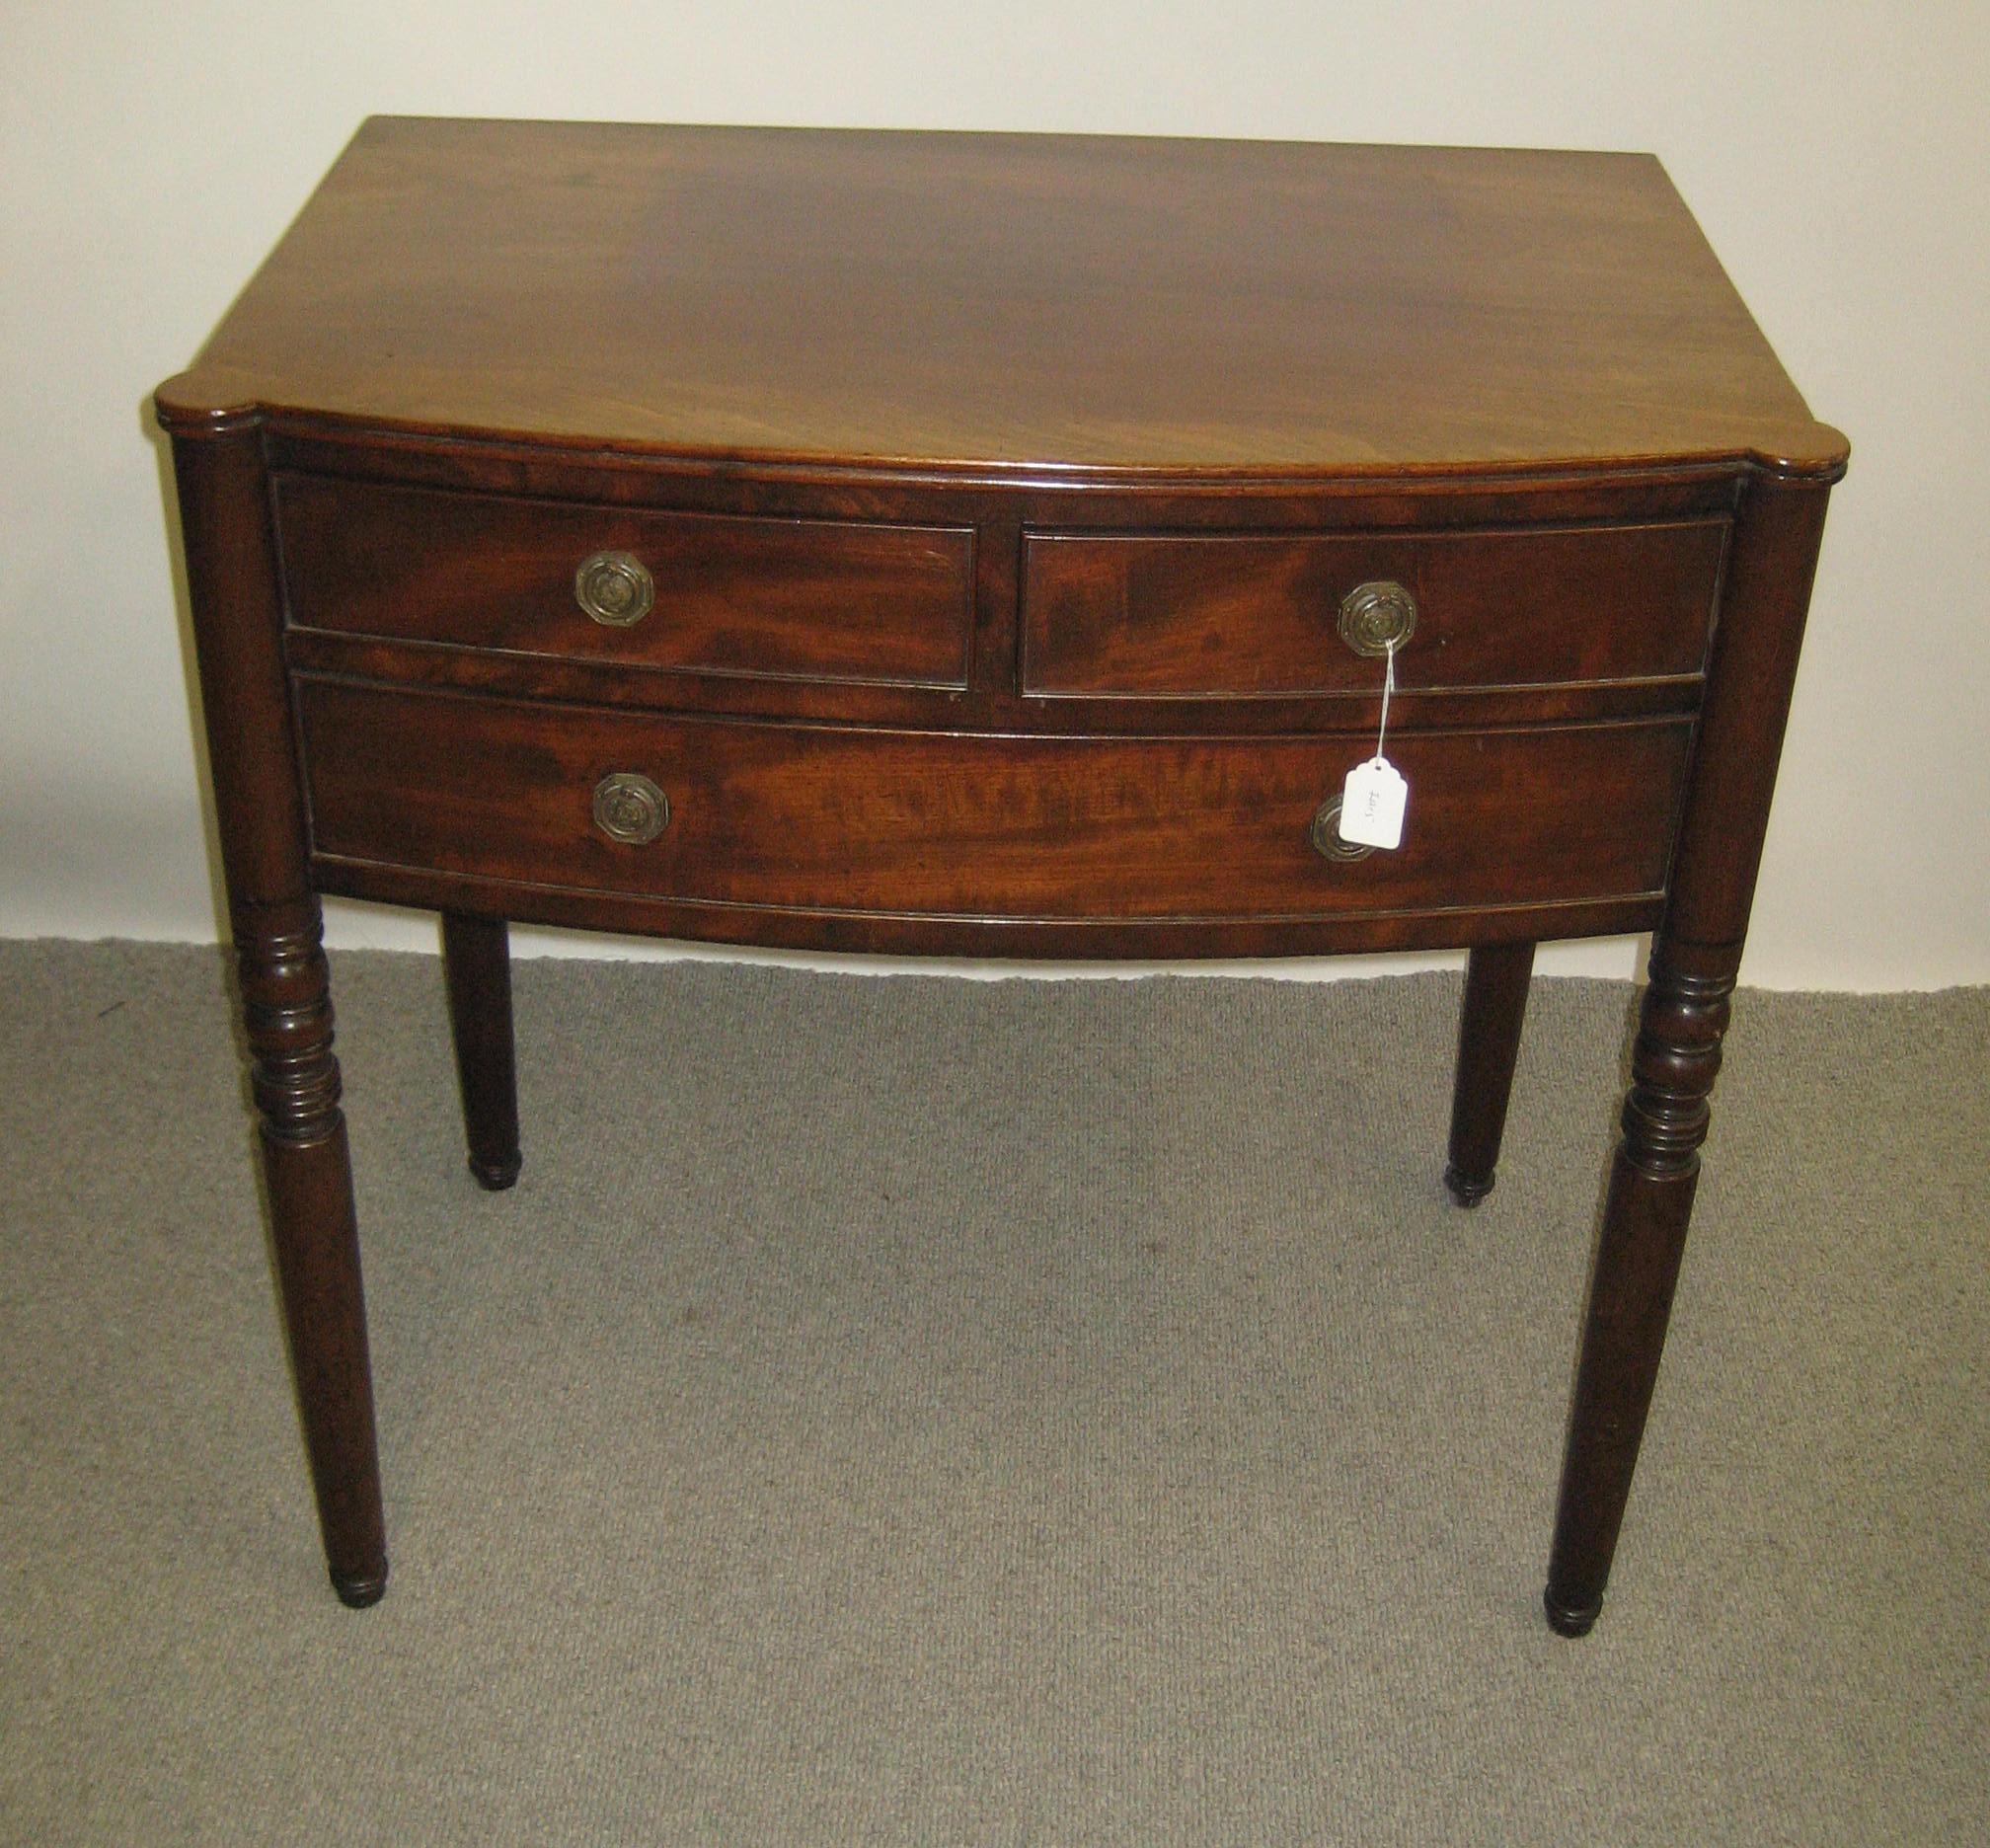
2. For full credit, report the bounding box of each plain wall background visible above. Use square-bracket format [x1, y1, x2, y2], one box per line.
[3, 2, 1985, 988]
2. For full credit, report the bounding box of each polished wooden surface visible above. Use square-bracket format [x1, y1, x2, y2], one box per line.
[168, 420, 386, 1608]
[276, 473, 976, 689]
[158, 117, 1845, 478]
[157, 119, 1843, 1633]
[1445, 942, 1538, 1207]
[297, 678, 1690, 926]
[1021, 518, 1727, 698]
[440, 913, 521, 1192]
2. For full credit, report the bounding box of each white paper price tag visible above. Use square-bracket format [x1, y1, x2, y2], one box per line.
[1339, 756, 1409, 850]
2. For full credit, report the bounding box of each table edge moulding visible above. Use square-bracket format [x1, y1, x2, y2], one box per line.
[155, 116, 1847, 1636]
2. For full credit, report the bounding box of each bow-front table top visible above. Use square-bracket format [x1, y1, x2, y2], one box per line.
[158, 116, 1845, 481]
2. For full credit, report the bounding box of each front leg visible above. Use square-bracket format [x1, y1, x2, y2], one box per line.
[1544, 946, 1731, 1636]
[240, 897, 388, 1606]
[1540, 468, 1836, 1635]
[165, 402, 388, 1605]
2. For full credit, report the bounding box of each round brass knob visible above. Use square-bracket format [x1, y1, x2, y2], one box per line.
[1337, 579, 1417, 657]
[591, 772, 669, 845]
[574, 551, 654, 627]
[1310, 795, 1374, 863]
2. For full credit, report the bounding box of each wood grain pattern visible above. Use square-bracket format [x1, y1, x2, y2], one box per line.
[275, 473, 975, 689]
[157, 120, 1844, 1631]
[157, 118, 1845, 480]
[168, 417, 387, 1609]
[1021, 519, 1727, 697]
[1543, 473, 1838, 1636]
[296, 677, 1690, 927]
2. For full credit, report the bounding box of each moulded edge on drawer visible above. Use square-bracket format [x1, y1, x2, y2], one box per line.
[1019, 519, 1729, 698]
[273, 472, 977, 690]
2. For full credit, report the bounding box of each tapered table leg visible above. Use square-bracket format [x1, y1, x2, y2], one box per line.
[1544, 954, 1730, 1636]
[1445, 942, 1535, 1206]
[1539, 470, 1835, 1635]
[165, 403, 388, 1605]
[243, 899, 389, 1606]
[441, 912, 522, 1190]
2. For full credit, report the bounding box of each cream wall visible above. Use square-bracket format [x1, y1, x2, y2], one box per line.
[3, 2, 1984, 988]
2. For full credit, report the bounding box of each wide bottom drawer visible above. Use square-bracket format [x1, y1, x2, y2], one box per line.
[298, 679, 1689, 923]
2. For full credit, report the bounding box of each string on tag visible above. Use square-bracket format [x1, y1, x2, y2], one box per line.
[1336, 634, 1411, 852]
[1373, 637, 1396, 762]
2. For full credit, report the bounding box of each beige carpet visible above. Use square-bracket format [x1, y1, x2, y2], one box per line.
[1, 940, 1984, 1844]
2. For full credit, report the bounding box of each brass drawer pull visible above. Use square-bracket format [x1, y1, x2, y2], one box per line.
[1338, 579, 1417, 657]
[1310, 795, 1374, 863]
[574, 551, 655, 626]
[591, 772, 669, 845]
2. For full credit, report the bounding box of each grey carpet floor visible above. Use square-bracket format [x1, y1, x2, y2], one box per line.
[0, 940, 1984, 1846]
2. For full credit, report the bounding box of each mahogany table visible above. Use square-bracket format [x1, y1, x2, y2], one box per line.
[157, 118, 1845, 1633]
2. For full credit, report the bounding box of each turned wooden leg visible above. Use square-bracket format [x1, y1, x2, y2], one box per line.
[1543, 952, 1731, 1636]
[441, 912, 522, 1190]
[1535, 473, 1835, 1635]
[166, 404, 389, 1605]
[1444, 941, 1535, 1206]
[240, 899, 389, 1606]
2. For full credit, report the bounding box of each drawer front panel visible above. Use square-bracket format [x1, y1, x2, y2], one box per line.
[274, 475, 976, 689]
[1021, 521, 1726, 697]
[300, 681, 1689, 921]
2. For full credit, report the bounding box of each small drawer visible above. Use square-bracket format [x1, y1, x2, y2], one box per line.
[299, 679, 1690, 924]
[273, 474, 976, 689]
[1020, 520, 1727, 698]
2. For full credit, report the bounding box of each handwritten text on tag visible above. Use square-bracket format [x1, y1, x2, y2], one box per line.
[1339, 756, 1408, 850]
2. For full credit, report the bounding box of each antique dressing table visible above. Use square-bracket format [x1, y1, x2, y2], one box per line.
[157, 117, 1844, 1633]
